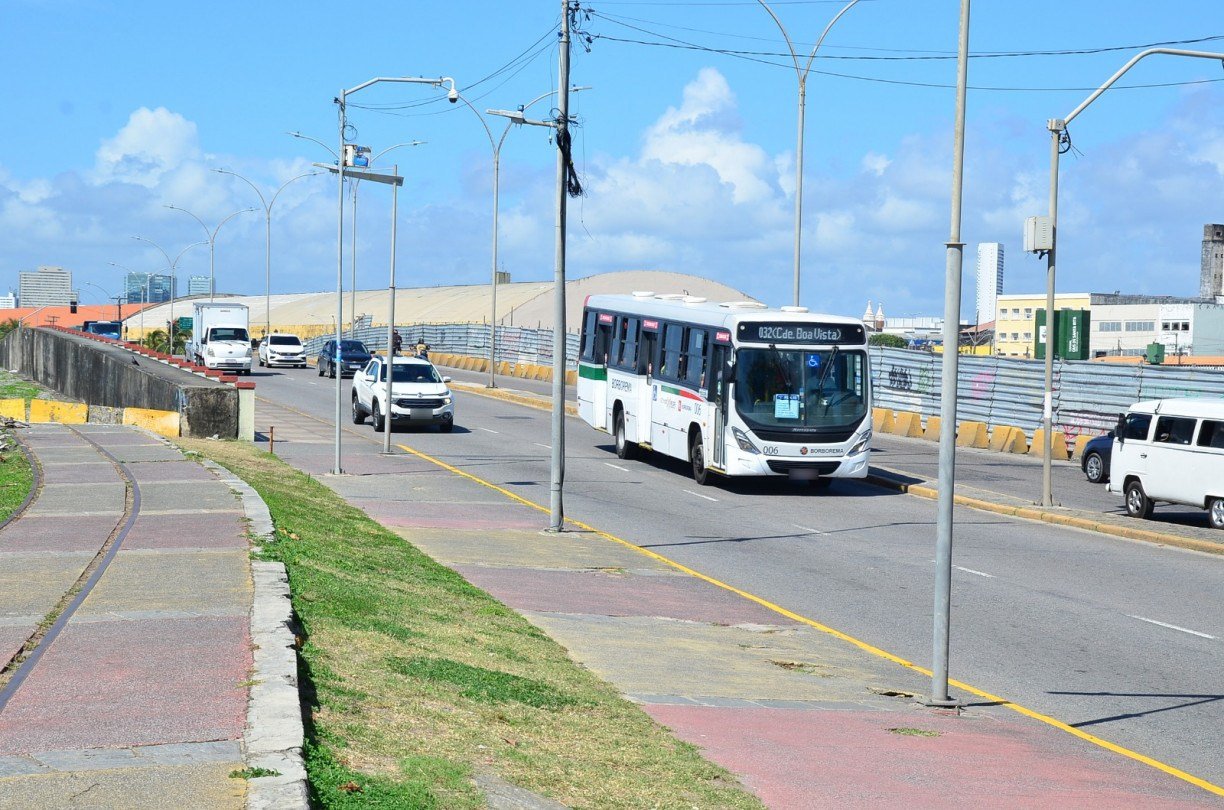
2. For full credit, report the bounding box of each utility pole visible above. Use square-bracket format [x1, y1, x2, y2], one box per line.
[549, 0, 573, 531]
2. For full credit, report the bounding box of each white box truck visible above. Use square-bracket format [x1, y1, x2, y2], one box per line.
[189, 302, 252, 374]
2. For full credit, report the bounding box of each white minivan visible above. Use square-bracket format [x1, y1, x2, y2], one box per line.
[1108, 397, 1224, 529]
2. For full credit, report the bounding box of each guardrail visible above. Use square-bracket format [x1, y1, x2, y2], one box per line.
[303, 324, 581, 368]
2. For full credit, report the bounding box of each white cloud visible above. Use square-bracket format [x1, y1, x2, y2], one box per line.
[92, 107, 201, 188]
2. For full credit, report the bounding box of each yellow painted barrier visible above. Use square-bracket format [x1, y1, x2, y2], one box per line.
[28, 400, 88, 424]
[1071, 434, 1093, 460]
[565, 369, 577, 386]
[872, 407, 895, 435]
[956, 421, 989, 449]
[496, 361, 511, 376]
[893, 411, 924, 438]
[989, 425, 1028, 454]
[122, 407, 181, 438]
[1028, 429, 1070, 460]
[0, 399, 24, 421]
[923, 416, 942, 442]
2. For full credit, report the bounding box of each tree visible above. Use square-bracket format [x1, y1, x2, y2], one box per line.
[869, 333, 908, 348]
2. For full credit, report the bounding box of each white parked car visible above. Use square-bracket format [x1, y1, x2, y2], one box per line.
[258, 333, 307, 368]
[1108, 397, 1224, 529]
[351, 355, 454, 432]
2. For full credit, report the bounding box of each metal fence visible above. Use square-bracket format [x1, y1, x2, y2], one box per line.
[304, 325, 1224, 443]
[869, 346, 1224, 444]
[303, 323, 581, 368]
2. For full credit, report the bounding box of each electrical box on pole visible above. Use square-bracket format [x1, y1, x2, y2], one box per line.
[343, 144, 370, 168]
[1024, 216, 1053, 253]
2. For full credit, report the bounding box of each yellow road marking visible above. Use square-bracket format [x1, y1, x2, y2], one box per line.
[396, 439, 1224, 798]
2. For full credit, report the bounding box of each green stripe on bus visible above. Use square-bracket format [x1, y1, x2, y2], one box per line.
[579, 363, 607, 381]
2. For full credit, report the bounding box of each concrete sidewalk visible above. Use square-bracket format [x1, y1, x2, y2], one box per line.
[0, 424, 299, 809]
[256, 396, 1221, 807]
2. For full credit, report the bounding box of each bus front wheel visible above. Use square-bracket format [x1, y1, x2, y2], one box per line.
[690, 431, 710, 486]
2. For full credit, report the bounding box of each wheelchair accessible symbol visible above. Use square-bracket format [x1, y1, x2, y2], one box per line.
[807, 353, 821, 368]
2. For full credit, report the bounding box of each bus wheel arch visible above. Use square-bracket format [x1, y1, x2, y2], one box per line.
[613, 402, 635, 460]
[689, 426, 710, 486]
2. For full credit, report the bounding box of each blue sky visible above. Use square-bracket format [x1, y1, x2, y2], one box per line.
[3, 0, 1223, 321]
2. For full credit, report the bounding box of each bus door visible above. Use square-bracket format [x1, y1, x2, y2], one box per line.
[709, 340, 730, 469]
[639, 320, 660, 448]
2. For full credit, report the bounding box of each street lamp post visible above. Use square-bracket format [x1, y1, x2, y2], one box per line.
[212, 168, 325, 337]
[329, 74, 456, 476]
[165, 205, 256, 303]
[756, 0, 862, 306]
[130, 237, 206, 356]
[490, 0, 575, 531]
[1034, 46, 1224, 508]
[454, 86, 590, 389]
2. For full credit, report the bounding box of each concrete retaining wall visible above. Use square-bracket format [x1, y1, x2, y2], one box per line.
[0, 327, 238, 438]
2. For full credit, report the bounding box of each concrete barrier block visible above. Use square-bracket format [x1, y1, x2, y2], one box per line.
[237, 386, 255, 442]
[29, 400, 88, 424]
[565, 369, 577, 387]
[1028, 429, 1070, 460]
[496, 361, 511, 376]
[0, 399, 25, 421]
[989, 425, 1028, 454]
[122, 407, 181, 438]
[872, 408, 895, 434]
[923, 415, 942, 442]
[956, 421, 989, 448]
[1071, 434, 1093, 460]
[893, 410, 924, 437]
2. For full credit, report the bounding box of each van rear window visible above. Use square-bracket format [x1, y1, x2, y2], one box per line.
[1153, 416, 1195, 445]
[1197, 420, 1224, 449]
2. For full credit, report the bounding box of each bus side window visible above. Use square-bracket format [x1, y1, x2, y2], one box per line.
[639, 330, 657, 376]
[609, 316, 625, 367]
[684, 328, 708, 387]
[594, 319, 613, 366]
[618, 318, 639, 369]
[661, 323, 683, 380]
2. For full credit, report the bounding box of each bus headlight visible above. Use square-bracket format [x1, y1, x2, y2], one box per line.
[848, 429, 872, 456]
[732, 427, 759, 454]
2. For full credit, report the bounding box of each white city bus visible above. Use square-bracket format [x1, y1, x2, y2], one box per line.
[577, 292, 872, 486]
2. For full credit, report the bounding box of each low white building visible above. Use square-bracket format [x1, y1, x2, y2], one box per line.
[0, 290, 16, 309]
[1089, 294, 1224, 358]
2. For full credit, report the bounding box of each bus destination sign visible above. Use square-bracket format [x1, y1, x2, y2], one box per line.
[737, 321, 864, 345]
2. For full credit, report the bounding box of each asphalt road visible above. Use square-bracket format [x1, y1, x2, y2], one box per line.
[251, 364, 1224, 789]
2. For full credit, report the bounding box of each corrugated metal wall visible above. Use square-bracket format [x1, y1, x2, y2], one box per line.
[870, 346, 1224, 445]
[303, 324, 581, 367]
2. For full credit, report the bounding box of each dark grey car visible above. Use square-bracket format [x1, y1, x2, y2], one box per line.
[317, 339, 372, 378]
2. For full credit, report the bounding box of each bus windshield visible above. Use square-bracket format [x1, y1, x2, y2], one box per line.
[734, 348, 867, 430]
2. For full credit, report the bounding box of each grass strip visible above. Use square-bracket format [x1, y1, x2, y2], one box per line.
[180, 438, 762, 810]
[0, 430, 33, 524]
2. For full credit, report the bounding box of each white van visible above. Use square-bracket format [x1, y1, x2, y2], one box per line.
[1108, 398, 1224, 529]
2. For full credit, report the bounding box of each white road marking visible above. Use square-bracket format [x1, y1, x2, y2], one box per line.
[683, 489, 718, 502]
[954, 566, 995, 579]
[604, 462, 631, 472]
[793, 524, 826, 536]
[534, 442, 551, 449]
[478, 427, 499, 434]
[1128, 615, 1216, 639]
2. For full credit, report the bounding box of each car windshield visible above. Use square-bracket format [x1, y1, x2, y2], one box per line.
[340, 341, 368, 353]
[380, 363, 442, 383]
[269, 336, 301, 346]
[734, 348, 867, 430]
[210, 327, 249, 342]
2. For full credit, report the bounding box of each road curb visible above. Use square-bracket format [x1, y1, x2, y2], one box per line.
[205, 458, 308, 808]
[864, 471, 1224, 556]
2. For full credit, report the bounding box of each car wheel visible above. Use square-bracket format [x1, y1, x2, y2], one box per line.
[351, 395, 365, 424]
[690, 431, 710, 486]
[329, 362, 336, 379]
[372, 400, 385, 432]
[438, 422, 454, 433]
[1209, 497, 1224, 530]
[614, 410, 634, 460]
[1125, 479, 1154, 519]
[317, 362, 323, 377]
[1084, 452, 1106, 484]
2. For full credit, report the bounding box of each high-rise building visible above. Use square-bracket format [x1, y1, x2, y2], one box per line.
[187, 275, 211, 296]
[18, 266, 74, 308]
[124, 272, 176, 303]
[976, 243, 1004, 326]
[1200, 224, 1224, 302]
[0, 290, 17, 309]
